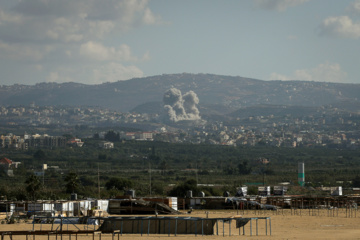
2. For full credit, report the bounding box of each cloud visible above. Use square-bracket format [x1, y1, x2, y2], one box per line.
[1, 0, 163, 45]
[0, 0, 163, 48]
[47, 72, 59, 82]
[142, 8, 162, 25]
[92, 62, 144, 84]
[0, 40, 45, 61]
[270, 62, 348, 83]
[269, 73, 291, 81]
[0, 9, 22, 24]
[79, 41, 146, 62]
[87, 21, 115, 39]
[12, 0, 86, 17]
[253, 0, 310, 11]
[287, 35, 298, 40]
[46, 17, 84, 43]
[44, 62, 144, 84]
[79, 41, 110, 61]
[0, 0, 161, 84]
[319, 16, 360, 39]
[84, 0, 164, 27]
[34, 64, 43, 71]
[348, 0, 360, 15]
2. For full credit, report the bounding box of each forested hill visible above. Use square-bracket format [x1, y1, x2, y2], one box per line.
[1, 73, 360, 113]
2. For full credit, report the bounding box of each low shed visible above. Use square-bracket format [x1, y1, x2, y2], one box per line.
[99, 216, 254, 236]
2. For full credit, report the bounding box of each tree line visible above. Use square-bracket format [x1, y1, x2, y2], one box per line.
[1, 137, 360, 200]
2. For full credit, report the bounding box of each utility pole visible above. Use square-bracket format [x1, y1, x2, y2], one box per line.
[42, 163, 47, 186]
[262, 163, 266, 186]
[149, 162, 152, 196]
[196, 162, 198, 185]
[98, 163, 100, 199]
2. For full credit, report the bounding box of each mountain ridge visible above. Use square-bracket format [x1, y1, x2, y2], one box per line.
[1, 73, 360, 114]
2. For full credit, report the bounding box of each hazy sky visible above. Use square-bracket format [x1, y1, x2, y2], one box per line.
[0, 0, 359, 85]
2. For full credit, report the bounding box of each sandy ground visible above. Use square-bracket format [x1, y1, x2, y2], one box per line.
[1, 209, 360, 239]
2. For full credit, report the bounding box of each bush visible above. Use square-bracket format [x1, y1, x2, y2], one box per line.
[105, 177, 133, 191]
[168, 179, 199, 197]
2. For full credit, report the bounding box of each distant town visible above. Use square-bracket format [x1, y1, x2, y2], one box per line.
[1, 103, 360, 149]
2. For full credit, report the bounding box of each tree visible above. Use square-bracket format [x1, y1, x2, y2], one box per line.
[104, 131, 119, 142]
[105, 177, 133, 191]
[159, 160, 167, 175]
[168, 179, 199, 197]
[0, 185, 8, 199]
[33, 150, 46, 160]
[80, 176, 96, 187]
[352, 175, 360, 187]
[224, 163, 237, 175]
[65, 172, 80, 193]
[149, 153, 161, 164]
[238, 161, 252, 175]
[25, 175, 41, 200]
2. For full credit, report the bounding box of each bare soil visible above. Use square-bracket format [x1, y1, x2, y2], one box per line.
[1, 209, 360, 239]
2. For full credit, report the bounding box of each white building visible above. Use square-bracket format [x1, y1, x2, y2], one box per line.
[99, 141, 114, 149]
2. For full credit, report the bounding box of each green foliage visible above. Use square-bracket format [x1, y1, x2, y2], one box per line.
[33, 150, 46, 160]
[0, 185, 7, 199]
[105, 177, 133, 191]
[238, 161, 251, 174]
[199, 187, 222, 196]
[168, 179, 198, 197]
[159, 160, 167, 175]
[80, 176, 96, 187]
[150, 182, 165, 196]
[3, 139, 360, 199]
[149, 154, 161, 164]
[223, 164, 237, 175]
[224, 160, 252, 175]
[104, 131, 120, 142]
[25, 175, 41, 200]
[62, 134, 73, 139]
[75, 124, 88, 130]
[247, 186, 258, 195]
[64, 172, 81, 193]
[352, 175, 360, 187]
[198, 170, 210, 175]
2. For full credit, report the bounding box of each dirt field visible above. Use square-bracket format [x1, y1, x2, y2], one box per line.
[1, 209, 360, 239]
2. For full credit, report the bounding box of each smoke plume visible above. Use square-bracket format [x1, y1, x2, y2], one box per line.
[163, 88, 201, 122]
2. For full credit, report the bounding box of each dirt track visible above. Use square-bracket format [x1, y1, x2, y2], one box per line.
[1, 209, 360, 239]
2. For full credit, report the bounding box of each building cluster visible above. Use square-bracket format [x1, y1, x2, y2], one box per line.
[166, 113, 360, 148]
[97, 131, 154, 141]
[0, 157, 21, 176]
[0, 196, 180, 217]
[0, 105, 157, 127]
[1, 104, 360, 149]
[0, 133, 65, 150]
[120, 131, 154, 141]
[0, 133, 85, 149]
[0, 199, 109, 217]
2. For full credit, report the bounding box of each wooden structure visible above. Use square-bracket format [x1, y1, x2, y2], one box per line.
[0, 230, 101, 240]
[99, 216, 271, 236]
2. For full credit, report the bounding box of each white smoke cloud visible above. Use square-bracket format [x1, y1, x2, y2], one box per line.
[183, 90, 200, 119]
[163, 88, 201, 122]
